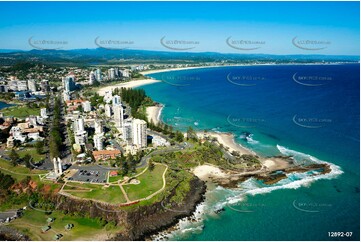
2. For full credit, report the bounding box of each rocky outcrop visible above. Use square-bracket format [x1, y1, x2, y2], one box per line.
[212, 163, 332, 188]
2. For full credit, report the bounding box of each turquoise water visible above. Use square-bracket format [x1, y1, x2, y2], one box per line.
[141, 64, 360, 241]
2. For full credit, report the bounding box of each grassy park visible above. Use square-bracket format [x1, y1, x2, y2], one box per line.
[5, 148, 46, 163]
[0, 158, 46, 182]
[63, 183, 128, 204]
[9, 209, 121, 241]
[62, 164, 167, 205]
[1, 105, 40, 118]
[124, 164, 166, 201]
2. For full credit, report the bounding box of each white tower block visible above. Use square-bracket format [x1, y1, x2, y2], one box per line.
[53, 158, 58, 174]
[57, 157, 63, 174]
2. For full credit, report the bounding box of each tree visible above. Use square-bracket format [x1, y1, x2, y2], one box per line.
[49, 97, 63, 159]
[35, 140, 44, 154]
[0, 171, 15, 190]
[23, 154, 33, 169]
[9, 149, 20, 166]
[149, 160, 155, 171]
[187, 126, 197, 141]
[130, 158, 137, 174]
[175, 131, 184, 142]
[121, 161, 129, 176]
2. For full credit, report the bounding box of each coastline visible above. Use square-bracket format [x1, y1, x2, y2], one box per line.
[196, 131, 253, 156]
[95, 65, 341, 240]
[146, 104, 163, 125]
[139, 62, 352, 76]
[97, 78, 161, 96]
[139, 65, 235, 75]
[97, 65, 295, 179]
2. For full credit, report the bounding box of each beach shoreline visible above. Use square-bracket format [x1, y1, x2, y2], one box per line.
[97, 78, 161, 96]
[140, 65, 234, 75]
[93, 64, 345, 240]
[146, 104, 163, 125]
[97, 66, 292, 178]
[196, 131, 253, 156]
[139, 62, 348, 76]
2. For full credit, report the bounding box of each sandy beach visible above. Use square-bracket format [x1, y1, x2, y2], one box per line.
[193, 164, 227, 181]
[140, 65, 241, 76]
[196, 131, 253, 155]
[97, 78, 160, 96]
[146, 105, 163, 125]
[97, 64, 232, 96]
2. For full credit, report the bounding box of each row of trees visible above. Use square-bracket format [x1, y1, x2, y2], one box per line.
[113, 151, 145, 176]
[113, 87, 153, 117]
[148, 119, 191, 143]
[49, 97, 63, 159]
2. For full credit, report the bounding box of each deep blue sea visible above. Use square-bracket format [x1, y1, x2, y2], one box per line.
[141, 64, 360, 241]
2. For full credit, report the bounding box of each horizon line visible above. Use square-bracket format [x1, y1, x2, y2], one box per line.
[0, 48, 359, 57]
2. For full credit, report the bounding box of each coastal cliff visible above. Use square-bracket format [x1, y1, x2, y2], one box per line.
[114, 177, 206, 240]
[46, 177, 206, 241]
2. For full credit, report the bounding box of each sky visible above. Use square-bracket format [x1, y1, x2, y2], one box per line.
[0, 1, 359, 55]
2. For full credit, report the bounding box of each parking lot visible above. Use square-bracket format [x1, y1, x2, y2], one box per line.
[67, 165, 108, 184]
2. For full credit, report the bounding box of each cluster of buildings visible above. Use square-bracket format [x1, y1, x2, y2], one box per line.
[63, 84, 149, 163]
[88, 67, 131, 85]
[103, 91, 148, 148]
[1, 108, 47, 148]
[0, 77, 50, 99]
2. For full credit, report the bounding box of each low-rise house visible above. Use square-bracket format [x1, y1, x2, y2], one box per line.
[65, 224, 74, 230]
[9, 126, 21, 136]
[53, 234, 63, 240]
[17, 122, 30, 130]
[47, 217, 55, 223]
[27, 132, 43, 141]
[23, 126, 43, 133]
[41, 226, 51, 233]
[92, 149, 121, 161]
[109, 171, 118, 177]
[13, 133, 26, 143]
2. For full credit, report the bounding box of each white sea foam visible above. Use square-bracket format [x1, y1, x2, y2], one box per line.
[245, 134, 259, 144]
[154, 144, 343, 240]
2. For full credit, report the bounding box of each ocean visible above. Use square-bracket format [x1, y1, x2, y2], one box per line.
[141, 64, 360, 241]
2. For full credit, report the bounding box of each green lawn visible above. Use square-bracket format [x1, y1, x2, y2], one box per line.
[1, 105, 40, 118]
[125, 164, 166, 201]
[9, 209, 122, 241]
[108, 167, 146, 183]
[108, 174, 123, 183]
[6, 148, 45, 163]
[0, 158, 46, 182]
[64, 183, 128, 204]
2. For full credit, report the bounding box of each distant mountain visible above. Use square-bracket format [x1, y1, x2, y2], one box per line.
[0, 48, 359, 66]
[0, 49, 24, 53]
